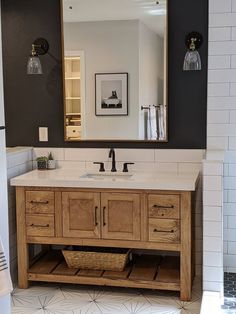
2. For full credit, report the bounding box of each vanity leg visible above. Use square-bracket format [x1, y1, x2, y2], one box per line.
[16, 187, 29, 289]
[18, 243, 29, 289]
[180, 192, 192, 301]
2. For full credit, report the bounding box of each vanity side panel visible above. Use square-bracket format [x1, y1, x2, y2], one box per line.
[16, 187, 29, 288]
[180, 191, 192, 301]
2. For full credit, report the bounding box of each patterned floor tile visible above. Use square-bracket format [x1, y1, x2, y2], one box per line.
[223, 272, 236, 313]
[11, 279, 202, 314]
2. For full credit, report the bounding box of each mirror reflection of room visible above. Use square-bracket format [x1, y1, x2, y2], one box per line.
[63, 0, 167, 141]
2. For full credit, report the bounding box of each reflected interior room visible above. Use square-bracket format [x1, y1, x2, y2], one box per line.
[0, 0, 234, 313]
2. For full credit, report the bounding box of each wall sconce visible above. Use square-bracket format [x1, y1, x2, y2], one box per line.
[183, 32, 203, 71]
[27, 38, 49, 75]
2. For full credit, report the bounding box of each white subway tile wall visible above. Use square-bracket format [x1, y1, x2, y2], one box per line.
[208, 0, 236, 281]
[6, 147, 33, 283]
[203, 160, 224, 293]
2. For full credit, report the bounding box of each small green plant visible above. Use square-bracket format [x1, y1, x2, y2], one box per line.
[36, 156, 48, 162]
[36, 156, 48, 170]
[48, 152, 54, 160]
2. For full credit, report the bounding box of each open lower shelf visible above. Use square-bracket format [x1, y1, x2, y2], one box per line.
[28, 250, 180, 292]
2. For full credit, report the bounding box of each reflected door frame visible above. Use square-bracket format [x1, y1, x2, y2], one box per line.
[64, 50, 86, 141]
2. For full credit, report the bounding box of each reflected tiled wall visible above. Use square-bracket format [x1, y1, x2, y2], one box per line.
[6, 147, 33, 282]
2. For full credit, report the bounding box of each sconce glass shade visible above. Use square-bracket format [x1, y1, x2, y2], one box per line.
[183, 50, 201, 71]
[27, 56, 43, 75]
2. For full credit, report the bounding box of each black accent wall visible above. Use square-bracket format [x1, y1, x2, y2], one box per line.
[1, 0, 208, 149]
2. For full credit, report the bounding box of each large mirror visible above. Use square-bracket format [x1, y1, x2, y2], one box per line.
[62, 0, 167, 142]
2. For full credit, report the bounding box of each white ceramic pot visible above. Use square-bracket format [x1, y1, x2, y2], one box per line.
[47, 160, 56, 170]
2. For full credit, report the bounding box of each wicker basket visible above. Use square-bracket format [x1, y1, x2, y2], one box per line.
[62, 247, 131, 271]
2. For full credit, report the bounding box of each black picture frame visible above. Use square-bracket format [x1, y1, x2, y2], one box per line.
[95, 72, 128, 116]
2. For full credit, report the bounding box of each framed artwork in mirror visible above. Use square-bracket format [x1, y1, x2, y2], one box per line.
[95, 73, 128, 116]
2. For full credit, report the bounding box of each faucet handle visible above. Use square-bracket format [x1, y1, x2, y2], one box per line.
[123, 162, 135, 172]
[93, 162, 105, 172]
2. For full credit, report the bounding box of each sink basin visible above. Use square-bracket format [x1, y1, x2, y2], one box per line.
[80, 172, 133, 180]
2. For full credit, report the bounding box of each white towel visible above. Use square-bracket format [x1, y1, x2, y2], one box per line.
[157, 104, 166, 140]
[148, 106, 157, 140]
[0, 239, 13, 297]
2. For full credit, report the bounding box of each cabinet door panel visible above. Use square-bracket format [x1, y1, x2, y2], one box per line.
[101, 193, 141, 241]
[62, 192, 100, 238]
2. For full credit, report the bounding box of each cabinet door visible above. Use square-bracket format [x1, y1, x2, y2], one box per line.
[62, 192, 100, 238]
[101, 193, 141, 241]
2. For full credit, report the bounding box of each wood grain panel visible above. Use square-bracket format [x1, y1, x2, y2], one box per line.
[156, 256, 180, 284]
[149, 218, 180, 243]
[129, 256, 160, 281]
[29, 251, 61, 274]
[78, 270, 103, 277]
[103, 266, 132, 279]
[101, 193, 141, 240]
[26, 214, 55, 237]
[26, 191, 55, 214]
[62, 192, 100, 238]
[53, 261, 78, 276]
[180, 192, 192, 301]
[148, 194, 180, 219]
[16, 187, 29, 288]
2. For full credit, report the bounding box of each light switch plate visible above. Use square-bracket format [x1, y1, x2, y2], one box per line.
[39, 127, 48, 142]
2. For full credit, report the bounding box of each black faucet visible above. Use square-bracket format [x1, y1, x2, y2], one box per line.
[109, 148, 117, 172]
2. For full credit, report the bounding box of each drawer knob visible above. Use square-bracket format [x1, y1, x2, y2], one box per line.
[30, 223, 50, 228]
[153, 204, 174, 209]
[30, 200, 49, 205]
[153, 229, 174, 233]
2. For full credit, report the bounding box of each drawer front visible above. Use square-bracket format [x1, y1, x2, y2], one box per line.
[26, 214, 55, 237]
[66, 126, 81, 138]
[149, 218, 180, 243]
[26, 191, 55, 214]
[148, 194, 180, 219]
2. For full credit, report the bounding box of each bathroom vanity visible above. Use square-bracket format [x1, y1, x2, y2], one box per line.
[11, 169, 199, 301]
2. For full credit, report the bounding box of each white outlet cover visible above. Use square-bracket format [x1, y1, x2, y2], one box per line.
[39, 127, 48, 142]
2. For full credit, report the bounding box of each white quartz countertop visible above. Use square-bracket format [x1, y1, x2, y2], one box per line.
[10, 169, 199, 191]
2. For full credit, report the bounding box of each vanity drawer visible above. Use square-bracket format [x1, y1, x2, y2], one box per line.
[148, 194, 180, 219]
[148, 218, 180, 243]
[26, 214, 55, 237]
[26, 191, 55, 214]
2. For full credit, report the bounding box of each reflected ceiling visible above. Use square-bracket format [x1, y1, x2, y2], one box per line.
[63, 0, 166, 36]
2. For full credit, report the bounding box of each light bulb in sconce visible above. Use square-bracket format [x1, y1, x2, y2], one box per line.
[27, 44, 43, 74]
[183, 32, 203, 71]
[26, 38, 49, 75]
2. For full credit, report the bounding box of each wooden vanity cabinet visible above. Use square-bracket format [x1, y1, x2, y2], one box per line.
[16, 187, 195, 301]
[61, 192, 141, 241]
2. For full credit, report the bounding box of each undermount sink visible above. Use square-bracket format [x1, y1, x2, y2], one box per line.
[80, 172, 134, 180]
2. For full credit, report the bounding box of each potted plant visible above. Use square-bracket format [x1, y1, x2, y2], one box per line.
[36, 156, 48, 170]
[47, 152, 56, 170]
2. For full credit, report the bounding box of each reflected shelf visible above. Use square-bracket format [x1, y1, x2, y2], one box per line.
[65, 77, 81, 80]
[66, 112, 81, 115]
[66, 97, 81, 100]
